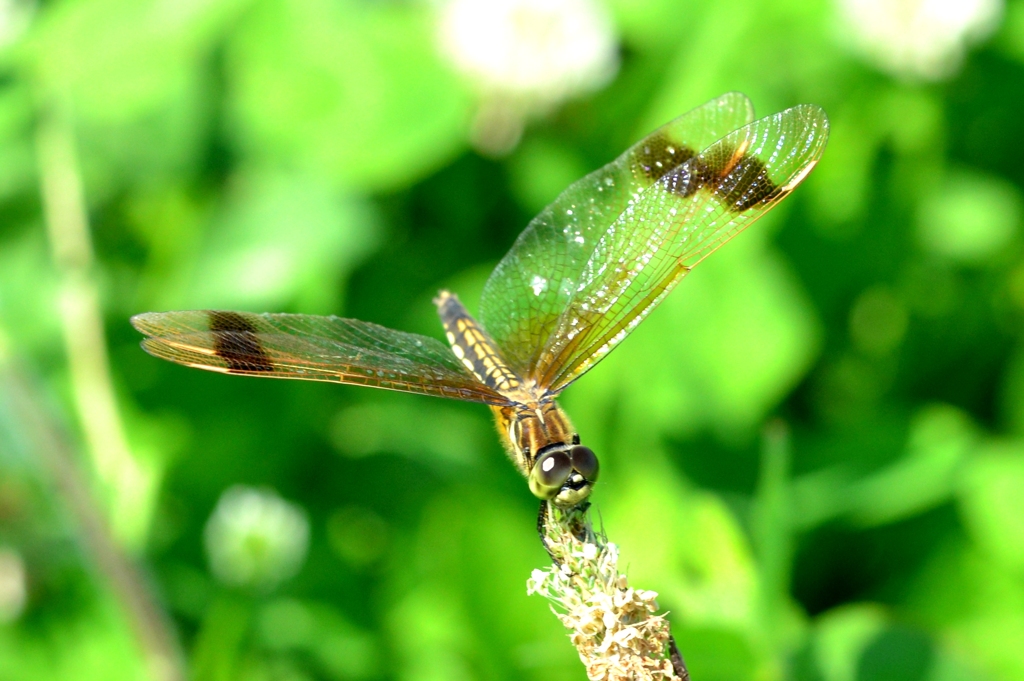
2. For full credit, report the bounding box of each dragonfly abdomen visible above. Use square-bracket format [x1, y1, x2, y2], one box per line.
[435, 290, 523, 394]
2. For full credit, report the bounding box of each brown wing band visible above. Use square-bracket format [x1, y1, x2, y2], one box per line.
[208, 310, 274, 373]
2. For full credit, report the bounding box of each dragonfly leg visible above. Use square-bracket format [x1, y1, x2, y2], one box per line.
[537, 501, 559, 563]
[537, 500, 595, 563]
[536, 499, 548, 538]
[668, 635, 691, 681]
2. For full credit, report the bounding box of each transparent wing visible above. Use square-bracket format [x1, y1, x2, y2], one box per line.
[537, 104, 830, 392]
[132, 310, 513, 405]
[479, 92, 755, 375]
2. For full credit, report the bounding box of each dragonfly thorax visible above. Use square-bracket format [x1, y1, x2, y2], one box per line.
[493, 401, 599, 508]
[436, 289, 600, 507]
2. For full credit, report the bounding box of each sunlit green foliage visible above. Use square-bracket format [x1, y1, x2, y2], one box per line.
[1, 0, 1024, 679]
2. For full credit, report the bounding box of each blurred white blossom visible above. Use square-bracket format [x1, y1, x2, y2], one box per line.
[204, 486, 310, 591]
[0, 547, 27, 623]
[438, 0, 618, 154]
[838, 0, 1003, 80]
[0, 0, 32, 48]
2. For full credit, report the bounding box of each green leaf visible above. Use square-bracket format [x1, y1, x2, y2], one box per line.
[388, 491, 580, 681]
[0, 592, 149, 681]
[173, 172, 379, 311]
[226, 0, 472, 192]
[811, 605, 889, 681]
[604, 448, 760, 629]
[257, 598, 379, 680]
[847, 404, 974, 526]
[670, 626, 759, 681]
[958, 441, 1024, 573]
[904, 541, 1024, 681]
[917, 169, 1022, 265]
[26, 0, 246, 121]
[330, 397, 491, 469]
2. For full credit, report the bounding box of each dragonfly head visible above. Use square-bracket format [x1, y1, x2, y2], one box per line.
[529, 443, 599, 508]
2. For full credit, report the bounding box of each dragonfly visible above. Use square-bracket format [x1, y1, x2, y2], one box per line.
[133, 92, 828, 511]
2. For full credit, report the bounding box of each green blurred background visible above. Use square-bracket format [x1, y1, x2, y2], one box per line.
[2, 0, 1024, 679]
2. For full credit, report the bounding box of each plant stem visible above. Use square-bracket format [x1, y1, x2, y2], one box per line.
[35, 98, 155, 547]
[0, 337, 186, 681]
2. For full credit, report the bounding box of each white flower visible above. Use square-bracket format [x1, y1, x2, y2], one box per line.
[0, 548, 26, 623]
[204, 486, 310, 591]
[837, 0, 1003, 80]
[602, 608, 618, 631]
[527, 568, 550, 594]
[439, 0, 617, 103]
[438, 0, 618, 154]
[0, 0, 33, 48]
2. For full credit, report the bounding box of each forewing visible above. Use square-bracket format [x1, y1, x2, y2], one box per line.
[538, 104, 829, 392]
[479, 93, 755, 375]
[132, 310, 513, 405]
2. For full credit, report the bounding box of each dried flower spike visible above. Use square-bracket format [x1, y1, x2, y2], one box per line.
[528, 504, 683, 681]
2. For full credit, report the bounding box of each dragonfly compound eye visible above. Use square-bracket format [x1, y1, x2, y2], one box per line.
[529, 449, 573, 500]
[570, 445, 599, 482]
